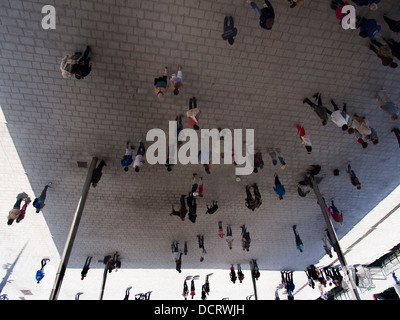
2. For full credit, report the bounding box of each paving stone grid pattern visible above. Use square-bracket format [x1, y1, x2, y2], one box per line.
[1, 0, 400, 272]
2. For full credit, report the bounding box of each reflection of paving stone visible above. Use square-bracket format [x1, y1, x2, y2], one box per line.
[1, 0, 400, 273]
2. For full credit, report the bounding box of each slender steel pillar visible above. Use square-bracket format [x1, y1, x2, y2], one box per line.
[310, 175, 361, 300]
[249, 260, 258, 300]
[99, 259, 111, 300]
[49, 157, 98, 300]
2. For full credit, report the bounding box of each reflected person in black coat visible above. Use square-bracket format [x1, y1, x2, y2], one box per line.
[91, 160, 106, 187]
[221, 16, 238, 45]
[248, 0, 275, 30]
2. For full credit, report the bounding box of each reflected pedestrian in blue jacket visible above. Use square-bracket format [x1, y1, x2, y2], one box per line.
[36, 258, 50, 284]
[33, 183, 52, 213]
[273, 174, 286, 200]
[357, 17, 381, 39]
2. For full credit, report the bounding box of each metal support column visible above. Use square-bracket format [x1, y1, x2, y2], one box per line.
[249, 260, 258, 300]
[310, 175, 361, 300]
[99, 260, 111, 300]
[49, 157, 98, 300]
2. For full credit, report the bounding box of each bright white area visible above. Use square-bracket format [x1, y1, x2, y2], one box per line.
[0, 105, 399, 300]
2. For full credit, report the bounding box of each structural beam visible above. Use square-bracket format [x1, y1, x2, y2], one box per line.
[99, 259, 111, 300]
[49, 157, 98, 300]
[249, 260, 258, 300]
[310, 175, 360, 300]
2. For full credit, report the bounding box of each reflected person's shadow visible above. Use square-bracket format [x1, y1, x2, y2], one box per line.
[0, 242, 28, 294]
